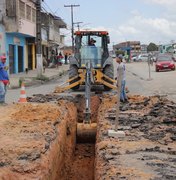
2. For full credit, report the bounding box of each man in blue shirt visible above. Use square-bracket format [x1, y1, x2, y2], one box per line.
[0, 56, 9, 105]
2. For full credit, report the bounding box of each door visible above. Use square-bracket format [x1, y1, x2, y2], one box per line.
[18, 46, 23, 73]
[28, 45, 33, 70]
[9, 44, 15, 74]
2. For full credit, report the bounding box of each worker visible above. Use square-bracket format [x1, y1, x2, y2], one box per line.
[116, 54, 128, 102]
[89, 38, 96, 46]
[0, 56, 9, 105]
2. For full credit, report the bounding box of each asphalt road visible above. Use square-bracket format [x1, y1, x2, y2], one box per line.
[6, 61, 176, 104]
[125, 61, 176, 102]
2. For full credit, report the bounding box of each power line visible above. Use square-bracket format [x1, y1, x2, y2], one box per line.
[64, 4, 80, 52]
[43, 1, 55, 15]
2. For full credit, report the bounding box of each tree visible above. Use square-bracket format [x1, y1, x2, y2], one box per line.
[115, 50, 125, 56]
[147, 43, 158, 52]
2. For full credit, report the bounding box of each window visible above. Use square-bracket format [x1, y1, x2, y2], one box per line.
[32, 8, 36, 22]
[26, 5, 31, 21]
[19, 0, 25, 18]
[6, 0, 16, 17]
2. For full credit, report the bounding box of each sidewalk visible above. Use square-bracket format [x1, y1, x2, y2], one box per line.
[9, 64, 69, 89]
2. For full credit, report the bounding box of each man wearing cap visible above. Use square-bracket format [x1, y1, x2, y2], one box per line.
[0, 56, 9, 105]
[89, 38, 96, 46]
[116, 54, 128, 102]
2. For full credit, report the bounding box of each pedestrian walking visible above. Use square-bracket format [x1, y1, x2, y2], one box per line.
[0, 56, 9, 105]
[116, 54, 128, 102]
[56, 52, 63, 67]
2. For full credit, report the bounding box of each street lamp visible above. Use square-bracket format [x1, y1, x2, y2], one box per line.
[73, 22, 83, 31]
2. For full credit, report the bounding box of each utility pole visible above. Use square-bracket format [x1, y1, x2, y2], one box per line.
[73, 21, 83, 31]
[64, 4, 80, 52]
[36, 0, 43, 77]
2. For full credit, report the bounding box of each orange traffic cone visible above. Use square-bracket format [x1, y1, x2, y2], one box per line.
[18, 82, 27, 103]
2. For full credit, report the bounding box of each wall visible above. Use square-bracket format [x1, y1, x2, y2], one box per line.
[0, 0, 5, 22]
[0, 25, 6, 56]
[19, 19, 36, 37]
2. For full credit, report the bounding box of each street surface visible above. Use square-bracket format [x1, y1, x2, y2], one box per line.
[6, 75, 68, 103]
[125, 61, 176, 102]
[6, 61, 176, 103]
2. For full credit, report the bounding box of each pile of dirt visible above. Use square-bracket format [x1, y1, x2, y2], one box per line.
[0, 101, 77, 179]
[28, 94, 101, 123]
[95, 94, 176, 180]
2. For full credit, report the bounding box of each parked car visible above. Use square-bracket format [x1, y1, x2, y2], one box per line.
[155, 54, 175, 72]
[137, 54, 148, 61]
[131, 55, 138, 62]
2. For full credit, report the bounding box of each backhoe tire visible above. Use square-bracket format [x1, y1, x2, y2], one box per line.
[103, 64, 114, 91]
[69, 65, 80, 90]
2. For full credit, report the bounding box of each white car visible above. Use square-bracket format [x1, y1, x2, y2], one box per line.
[131, 55, 138, 61]
[137, 54, 148, 61]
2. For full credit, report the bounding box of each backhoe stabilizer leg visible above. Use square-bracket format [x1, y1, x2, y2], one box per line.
[94, 69, 117, 90]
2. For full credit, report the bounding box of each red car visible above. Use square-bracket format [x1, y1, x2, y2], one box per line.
[155, 54, 175, 72]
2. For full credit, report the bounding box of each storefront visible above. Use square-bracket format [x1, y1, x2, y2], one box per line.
[6, 33, 26, 74]
[5, 33, 36, 74]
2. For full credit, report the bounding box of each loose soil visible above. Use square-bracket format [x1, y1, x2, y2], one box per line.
[95, 94, 176, 180]
[66, 144, 95, 180]
[0, 101, 77, 179]
[1, 93, 176, 180]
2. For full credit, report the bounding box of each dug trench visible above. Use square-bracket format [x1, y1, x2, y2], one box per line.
[0, 94, 100, 180]
[0, 93, 176, 179]
[60, 95, 100, 180]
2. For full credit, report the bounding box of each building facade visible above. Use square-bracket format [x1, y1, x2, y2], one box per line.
[114, 41, 141, 56]
[0, 0, 66, 74]
[41, 12, 66, 61]
[0, 0, 36, 73]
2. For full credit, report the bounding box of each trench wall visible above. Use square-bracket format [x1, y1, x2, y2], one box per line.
[0, 102, 77, 180]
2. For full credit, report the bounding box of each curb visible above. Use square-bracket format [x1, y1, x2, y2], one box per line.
[9, 69, 69, 89]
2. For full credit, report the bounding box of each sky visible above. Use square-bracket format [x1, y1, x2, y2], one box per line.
[43, 0, 176, 46]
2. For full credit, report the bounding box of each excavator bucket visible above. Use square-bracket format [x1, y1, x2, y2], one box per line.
[76, 123, 97, 143]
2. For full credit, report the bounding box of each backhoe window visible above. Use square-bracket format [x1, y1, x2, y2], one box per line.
[81, 35, 102, 47]
[79, 35, 103, 68]
[80, 46, 102, 68]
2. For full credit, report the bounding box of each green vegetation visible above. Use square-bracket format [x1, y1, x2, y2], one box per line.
[147, 42, 158, 52]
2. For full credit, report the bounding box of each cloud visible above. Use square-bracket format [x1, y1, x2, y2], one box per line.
[110, 11, 176, 44]
[144, 0, 176, 6]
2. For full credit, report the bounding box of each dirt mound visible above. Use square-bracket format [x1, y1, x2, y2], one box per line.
[0, 101, 77, 179]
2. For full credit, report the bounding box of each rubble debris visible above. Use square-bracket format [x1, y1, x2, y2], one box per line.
[95, 94, 176, 180]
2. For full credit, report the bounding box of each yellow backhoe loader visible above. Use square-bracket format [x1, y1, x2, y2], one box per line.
[56, 30, 117, 142]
